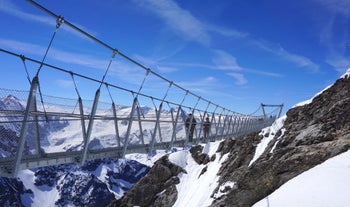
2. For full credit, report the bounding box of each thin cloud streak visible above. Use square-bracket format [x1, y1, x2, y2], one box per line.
[0, 38, 106, 70]
[136, 0, 210, 46]
[227, 72, 248, 85]
[135, 0, 318, 76]
[313, 0, 350, 17]
[251, 39, 319, 73]
[0, 0, 98, 40]
[0, 38, 147, 85]
[211, 50, 242, 71]
[0, 0, 53, 25]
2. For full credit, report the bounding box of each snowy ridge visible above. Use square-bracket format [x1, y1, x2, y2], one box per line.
[293, 67, 350, 108]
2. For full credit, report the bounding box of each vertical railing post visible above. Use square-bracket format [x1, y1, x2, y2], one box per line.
[122, 97, 138, 158]
[242, 117, 250, 136]
[78, 97, 87, 147]
[136, 105, 144, 145]
[111, 102, 121, 147]
[170, 106, 181, 148]
[225, 113, 234, 139]
[197, 111, 205, 141]
[80, 89, 100, 165]
[231, 115, 237, 137]
[13, 76, 39, 176]
[236, 116, 244, 137]
[210, 113, 216, 141]
[33, 99, 41, 155]
[150, 102, 163, 153]
[220, 111, 228, 140]
[214, 110, 223, 141]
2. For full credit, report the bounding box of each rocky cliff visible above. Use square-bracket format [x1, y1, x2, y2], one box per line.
[110, 73, 350, 207]
[211, 74, 350, 206]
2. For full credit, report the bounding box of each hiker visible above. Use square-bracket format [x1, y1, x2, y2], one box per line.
[185, 113, 197, 142]
[203, 117, 210, 140]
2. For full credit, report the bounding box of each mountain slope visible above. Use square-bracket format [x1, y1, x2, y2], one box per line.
[110, 70, 350, 207]
[0, 158, 150, 207]
[210, 70, 350, 206]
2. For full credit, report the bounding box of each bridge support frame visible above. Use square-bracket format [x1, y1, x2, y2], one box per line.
[13, 76, 39, 176]
[122, 98, 138, 158]
[80, 89, 100, 165]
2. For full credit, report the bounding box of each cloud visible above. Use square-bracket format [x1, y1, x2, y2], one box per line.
[0, 0, 97, 39]
[177, 76, 222, 94]
[227, 73, 247, 85]
[0, 38, 45, 55]
[134, 0, 248, 47]
[251, 39, 319, 72]
[0, 38, 106, 69]
[0, 0, 53, 25]
[206, 24, 249, 39]
[0, 38, 148, 86]
[326, 54, 350, 74]
[211, 50, 242, 71]
[313, 0, 350, 17]
[135, 0, 210, 46]
[55, 79, 74, 88]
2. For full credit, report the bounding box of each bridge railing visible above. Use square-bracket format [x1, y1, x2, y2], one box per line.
[0, 0, 277, 177]
[0, 83, 273, 178]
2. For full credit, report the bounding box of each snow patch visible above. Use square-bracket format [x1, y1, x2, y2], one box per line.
[173, 141, 228, 207]
[253, 150, 350, 207]
[212, 181, 235, 199]
[249, 116, 286, 166]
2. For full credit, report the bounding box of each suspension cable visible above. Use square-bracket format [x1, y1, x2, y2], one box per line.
[1, 48, 255, 118]
[20, 55, 32, 84]
[99, 49, 118, 89]
[248, 105, 262, 116]
[136, 68, 150, 98]
[26, 1, 219, 112]
[161, 81, 172, 102]
[105, 83, 115, 104]
[36, 80, 48, 121]
[35, 15, 64, 77]
[70, 72, 81, 98]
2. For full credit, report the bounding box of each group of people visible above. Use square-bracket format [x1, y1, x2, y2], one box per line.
[185, 114, 211, 142]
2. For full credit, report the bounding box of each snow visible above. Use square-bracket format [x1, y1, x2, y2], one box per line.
[171, 142, 228, 207]
[18, 169, 59, 207]
[253, 150, 350, 207]
[293, 68, 350, 108]
[249, 116, 285, 166]
[340, 68, 350, 79]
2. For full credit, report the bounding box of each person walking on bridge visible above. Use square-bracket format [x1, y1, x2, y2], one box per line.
[203, 117, 210, 141]
[185, 113, 196, 143]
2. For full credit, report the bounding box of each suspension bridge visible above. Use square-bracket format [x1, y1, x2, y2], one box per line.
[0, 0, 283, 178]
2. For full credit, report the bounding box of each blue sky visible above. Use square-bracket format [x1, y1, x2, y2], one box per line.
[1, 0, 350, 115]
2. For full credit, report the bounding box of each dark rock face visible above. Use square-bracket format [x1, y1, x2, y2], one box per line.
[190, 145, 210, 165]
[210, 76, 350, 206]
[0, 177, 33, 207]
[108, 155, 186, 207]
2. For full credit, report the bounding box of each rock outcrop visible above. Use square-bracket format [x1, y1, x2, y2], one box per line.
[211, 75, 350, 206]
[108, 155, 186, 207]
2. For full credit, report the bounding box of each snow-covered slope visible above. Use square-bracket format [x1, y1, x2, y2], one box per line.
[253, 150, 350, 207]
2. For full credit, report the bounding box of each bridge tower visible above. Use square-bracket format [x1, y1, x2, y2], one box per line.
[261, 103, 284, 119]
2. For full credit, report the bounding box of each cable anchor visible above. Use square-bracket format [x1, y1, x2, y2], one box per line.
[56, 15, 64, 29]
